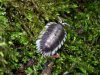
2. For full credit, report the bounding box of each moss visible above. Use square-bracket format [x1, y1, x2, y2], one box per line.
[0, 0, 100, 75]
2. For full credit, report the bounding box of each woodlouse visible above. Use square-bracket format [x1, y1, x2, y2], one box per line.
[36, 22, 67, 56]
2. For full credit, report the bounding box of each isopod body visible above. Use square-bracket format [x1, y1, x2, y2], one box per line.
[36, 22, 67, 56]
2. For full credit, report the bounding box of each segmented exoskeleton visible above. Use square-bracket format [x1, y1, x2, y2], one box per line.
[36, 22, 67, 56]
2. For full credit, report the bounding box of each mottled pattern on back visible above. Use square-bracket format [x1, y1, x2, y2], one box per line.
[40, 23, 65, 53]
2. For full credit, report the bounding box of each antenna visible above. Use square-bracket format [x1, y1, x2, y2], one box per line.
[57, 16, 70, 27]
[58, 16, 63, 23]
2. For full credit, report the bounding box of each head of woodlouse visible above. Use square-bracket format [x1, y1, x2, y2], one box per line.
[36, 22, 67, 56]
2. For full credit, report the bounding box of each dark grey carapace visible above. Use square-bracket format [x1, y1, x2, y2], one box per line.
[36, 22, 67, 56]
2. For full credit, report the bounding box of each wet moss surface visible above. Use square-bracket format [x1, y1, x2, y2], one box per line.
[0, 0, 100, 75]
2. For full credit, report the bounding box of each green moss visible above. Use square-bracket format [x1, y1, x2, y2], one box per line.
[0, 0, 100, 75]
